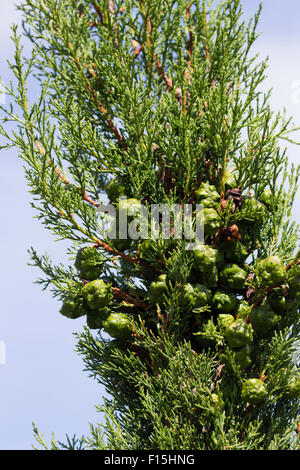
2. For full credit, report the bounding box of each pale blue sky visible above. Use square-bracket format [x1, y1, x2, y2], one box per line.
[0, 0, 299, 450]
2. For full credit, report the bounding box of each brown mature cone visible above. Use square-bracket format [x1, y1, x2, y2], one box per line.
[219, 199, 235, 214]
[224, 188, 242, 211]
[214, 223, 241, 245]
[223, 224, 241, 242]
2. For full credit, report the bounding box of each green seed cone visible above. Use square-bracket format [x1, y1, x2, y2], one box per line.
[241, 378, 267, 405]
[224, 319, 253, 348]
[257, 255, 286, 287]
[219, 264, 247, 290]
[102, 313, 132, 341]
[82, 279, 112, 310]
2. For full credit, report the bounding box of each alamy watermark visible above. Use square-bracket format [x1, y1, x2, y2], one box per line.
[96, 199, 206, 250]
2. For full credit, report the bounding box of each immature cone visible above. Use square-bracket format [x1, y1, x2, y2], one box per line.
[86, 309, 110, 330]
[118, 198, 143, 218]
[179, 283, 211, 309]
[224, 319, 253, 348]
[259, 189, 272, 208]
[59, 298, 86, 319]
[75, 246, 104, 281]
[102, 313, 131, 341]
[257, 255, 286, 287]
[268, 288, 293, 315]
[196, 207, 222, 237]
[193, 244, 224, 288]
[234, 345, 252, 370]
[224, 240, 248, 263]
[106, 218, 132, 252]
[106, 178, 128, 204]
[249, 303, 277, 337]
[219, 264, 247, 290]
[212, 290, 237, 313]
[195, 182, 220, 209]
[106, 197, 145, 251]
[217, 314, 235, 334]
[82, 279, 112, 310]
[149, 274, 168, 305]
[241, 378, 267, 405]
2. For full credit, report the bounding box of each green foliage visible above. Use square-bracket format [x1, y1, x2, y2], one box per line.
[0, 0, 299, 451]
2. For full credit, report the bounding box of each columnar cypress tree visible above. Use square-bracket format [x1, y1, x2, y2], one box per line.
[1, 0, 299, 450]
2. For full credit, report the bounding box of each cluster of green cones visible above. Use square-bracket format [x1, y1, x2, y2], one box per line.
[59, 180, 300, 405]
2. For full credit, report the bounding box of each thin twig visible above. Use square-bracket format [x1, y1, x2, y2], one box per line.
[91, 240, 158, 272]
[91, 1, 105, 23]
[73, 55, 128, 151]
[133, 43, 143, 57]
[112, 287, 151, 311]
[155, 55, 173, 90]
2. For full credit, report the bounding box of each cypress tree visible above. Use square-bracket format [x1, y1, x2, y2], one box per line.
[1, 0, 299, 450]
